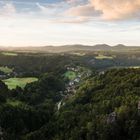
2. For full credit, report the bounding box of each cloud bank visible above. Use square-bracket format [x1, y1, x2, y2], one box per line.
[91, 0, 140, 20]
[0, 3, 16, 16]
[1, 0, 140, 22]
[66, 0, 140, 21]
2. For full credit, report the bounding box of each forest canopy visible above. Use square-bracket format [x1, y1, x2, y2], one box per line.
[0, 68, 139, 140]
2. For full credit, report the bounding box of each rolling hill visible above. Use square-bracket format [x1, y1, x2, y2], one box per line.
[0, 44, 140, 53]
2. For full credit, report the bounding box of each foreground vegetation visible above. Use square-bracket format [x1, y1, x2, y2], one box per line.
[0, 51, 140, 140]
[0, 68, 139, 140]
[0, 66, 13, 74]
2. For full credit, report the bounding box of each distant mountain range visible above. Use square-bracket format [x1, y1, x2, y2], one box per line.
[0, 44, 140, 53]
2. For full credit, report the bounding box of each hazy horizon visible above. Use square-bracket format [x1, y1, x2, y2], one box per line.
[1, 43, 140, 48]
[0, 0, 140, 46]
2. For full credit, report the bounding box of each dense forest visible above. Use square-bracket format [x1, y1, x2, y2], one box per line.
[0, 51, 140, 140]
[0, 68, 140, 140]
[0, 51, 140, 75]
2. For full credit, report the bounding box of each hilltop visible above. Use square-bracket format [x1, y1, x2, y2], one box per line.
[0, 44, 140, 53]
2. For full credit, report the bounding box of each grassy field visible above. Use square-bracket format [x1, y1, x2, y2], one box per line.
[3, 77, 38, 89]
[64, 71, 77, 80]
[95, 54, 114, 60]
[71, 52, 85, 56]
[129, 66, 140, 69]
[0, 66, 13, 74]
[2, 52, 18, 56]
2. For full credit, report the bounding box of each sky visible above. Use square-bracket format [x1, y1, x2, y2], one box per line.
[0, 0, 140, 46]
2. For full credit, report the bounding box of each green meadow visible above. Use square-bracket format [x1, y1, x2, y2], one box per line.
[64, 71, 77, 80]
[2, 52, 18, 56]
[129, 66, 140, 69]
[3, 77, 38, 89]
[95, 54, 114, 60]
[71, 52, 85, 56]
[0, 66, 13, 74]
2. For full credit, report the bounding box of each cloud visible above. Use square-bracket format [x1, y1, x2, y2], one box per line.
[91, 0, 140, 20]
[0, 3, 16, 16]
[1, 0, 140, 24]
[65, 0, 140, 21]
[36, 2, 46, 12]
[36, 1, 90, 23]
[0, 1, 91, 23]
[36, 2, 69, 16]
[66, 4, 98, 17]
[66, 0, 77, 4]
[51, 17, 91, 23]
[66, 0, 86, 5]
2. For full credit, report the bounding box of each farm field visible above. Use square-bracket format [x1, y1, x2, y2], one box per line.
[2, 52, 18, 56]
[3, 77, 38, 89]
[64, 71, 77, 80]
[0, 66, 13, 74]
[129, 66, 140, 69]
[71, 52, 85, 56]
[95, 54, 114, 60]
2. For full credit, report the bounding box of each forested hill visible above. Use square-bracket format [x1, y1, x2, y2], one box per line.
[1, 44, 140, 53]
[0, 68, 140, 140]
[54, 68, 140, 140]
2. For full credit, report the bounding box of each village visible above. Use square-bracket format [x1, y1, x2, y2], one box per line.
[57, 65, 92, 110]
[65, 65, 92, 93]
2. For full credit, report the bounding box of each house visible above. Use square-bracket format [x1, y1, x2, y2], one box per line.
[99, 71, 105, 75]
[78, 74, 82, 78]
[74, 78, 80, 83]
[69, 81, 74, 86]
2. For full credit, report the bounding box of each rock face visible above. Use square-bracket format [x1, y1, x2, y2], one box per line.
[138, 101, 140, 116]
[107, 112, 116, 124]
